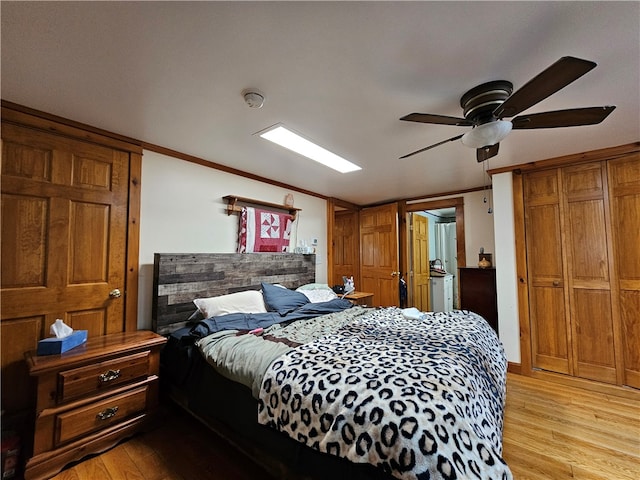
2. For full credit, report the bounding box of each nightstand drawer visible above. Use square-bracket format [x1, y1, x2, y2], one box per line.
[55, 385, 148, 446]
[58, 351, 150, 403]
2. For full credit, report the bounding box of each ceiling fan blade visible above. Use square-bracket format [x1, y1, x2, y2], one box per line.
[399, 134, 464, 159]
[494, 56, 597, 119]
[400, 113, 472, 126]
[511, 106, 616, 129]
[477, 144, 499, 162]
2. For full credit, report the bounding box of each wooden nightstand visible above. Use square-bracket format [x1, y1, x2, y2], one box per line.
[23, 330, 167, 480]
[344, 291, 374, 306]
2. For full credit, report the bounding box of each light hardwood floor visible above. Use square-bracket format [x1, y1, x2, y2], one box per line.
[50, 373, 639, 480]
[502, 373, 639, 480]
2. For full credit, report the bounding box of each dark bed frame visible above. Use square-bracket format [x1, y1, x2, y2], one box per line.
[152, 253, 393, 480]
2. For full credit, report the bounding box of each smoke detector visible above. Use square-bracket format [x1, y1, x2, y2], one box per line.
[242, 88, 265, 109]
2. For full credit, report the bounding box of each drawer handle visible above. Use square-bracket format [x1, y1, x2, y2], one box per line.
[98, 369, 121, 383]
[96, 406, 119, 421]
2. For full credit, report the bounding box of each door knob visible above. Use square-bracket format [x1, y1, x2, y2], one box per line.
[109, 288, 121, 298]
[391, 271, 400, 277]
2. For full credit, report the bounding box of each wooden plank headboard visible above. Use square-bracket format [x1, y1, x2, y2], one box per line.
[152, 253, 316, 335]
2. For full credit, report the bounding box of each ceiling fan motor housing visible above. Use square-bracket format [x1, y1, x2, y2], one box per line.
[460, 80, 513, 124]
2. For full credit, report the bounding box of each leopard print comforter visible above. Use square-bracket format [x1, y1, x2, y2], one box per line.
[258, 308, 512, 480]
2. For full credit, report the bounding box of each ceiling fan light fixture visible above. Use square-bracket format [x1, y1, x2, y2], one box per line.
[461, 120, 513, 148]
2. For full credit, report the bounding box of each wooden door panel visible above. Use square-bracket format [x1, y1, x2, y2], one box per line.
[524, 170, 560, 205]
[572, 289, 616, 383]
[530, 287, 570, 374]
[71, 154, 114, 190]
[69, 201, 110, 283]
[526, 204, 564, 280]
[1, 124, 128, 328]
[361, 231, 376, 268]
[563, 163, 604, 198]
[1, 194, 48, 288]
[567, 200, 609, 283]
[67, 310, 108, 337]
[1, 317, 44, 411]
[2, 138, 52, 181]
[563, 163, 616, 383]
[524, 169, 571, 374]
[1, 118, 132, 414]
[411, 214, 430, 311]
[332, 210, 359, 287]
[377, 277, 401, 306]
[359, 203, 399, 307]
[377, 229, 394, 268]
[608, 154, 640, 388]
[611, 193, 640, 283]
[620, 291, 640, 388]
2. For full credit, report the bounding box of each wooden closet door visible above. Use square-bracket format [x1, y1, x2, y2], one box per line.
[332, 210, 359, 287]
[1, 122, 130, 411]
[562, 163, 617, 384]
[524, 170, 572, 374]
[608, 153, 640, 388]
[360, 203, 399, 307]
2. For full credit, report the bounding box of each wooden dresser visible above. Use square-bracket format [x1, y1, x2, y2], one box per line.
[458, 267, 498, 334]
[23, 331, 166, 480]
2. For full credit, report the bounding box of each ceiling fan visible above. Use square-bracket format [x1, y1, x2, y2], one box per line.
[399, 56, 616, 162]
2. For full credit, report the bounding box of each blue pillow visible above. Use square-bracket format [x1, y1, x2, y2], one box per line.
[261, 282, 309, 315]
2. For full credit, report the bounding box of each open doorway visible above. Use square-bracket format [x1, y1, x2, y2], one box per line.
[402, 197, 466, 312]
[428, 208, 458, 310]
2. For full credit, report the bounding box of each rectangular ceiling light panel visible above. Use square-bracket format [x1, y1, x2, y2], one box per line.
[258, 125, 361, 173]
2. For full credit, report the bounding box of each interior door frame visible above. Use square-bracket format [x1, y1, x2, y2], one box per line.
[399, 197, 466, 308]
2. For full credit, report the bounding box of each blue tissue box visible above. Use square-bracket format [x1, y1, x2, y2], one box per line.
[37, 330, 88, 355]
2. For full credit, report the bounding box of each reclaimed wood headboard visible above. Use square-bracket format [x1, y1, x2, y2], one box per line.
[152, 253, 316, 335]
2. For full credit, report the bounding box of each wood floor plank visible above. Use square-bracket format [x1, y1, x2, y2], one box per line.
[100, 445, 145, 480]
[70, 454, 112, 480]
[47, 468, 81, 480]
[501, 441, 576, 480]
[123, 439, 172, 480]
[505, 404, 638, 457]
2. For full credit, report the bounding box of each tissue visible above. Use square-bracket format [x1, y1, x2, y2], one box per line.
[50, 318, 74, 338]
[37, 319, 87, 355]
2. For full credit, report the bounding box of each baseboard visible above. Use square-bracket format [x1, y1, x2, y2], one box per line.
[507, 364, 640, 400]
[507, 362, 521, 374]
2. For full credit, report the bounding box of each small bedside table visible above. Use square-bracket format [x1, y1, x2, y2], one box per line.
[344, 291, 374, 306]
[24, 330, 166, 480]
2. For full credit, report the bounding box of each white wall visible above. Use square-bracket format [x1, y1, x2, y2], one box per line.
[492, 173, 520, 363]
[461, 190, 496, 262]
[137, 151, 328, 329]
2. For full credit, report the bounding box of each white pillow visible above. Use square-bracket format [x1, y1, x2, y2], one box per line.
[296, 285, 338, 303]
[193, 290, 267, 318]
[296, 283, 332, 291]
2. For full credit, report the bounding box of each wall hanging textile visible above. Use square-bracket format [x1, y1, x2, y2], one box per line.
[238, 206, 294, 253]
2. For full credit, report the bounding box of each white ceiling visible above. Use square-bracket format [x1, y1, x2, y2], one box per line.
[2, 1, 638, 205]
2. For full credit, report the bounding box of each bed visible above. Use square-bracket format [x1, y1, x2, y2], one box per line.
[153, 253, 512, 480]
